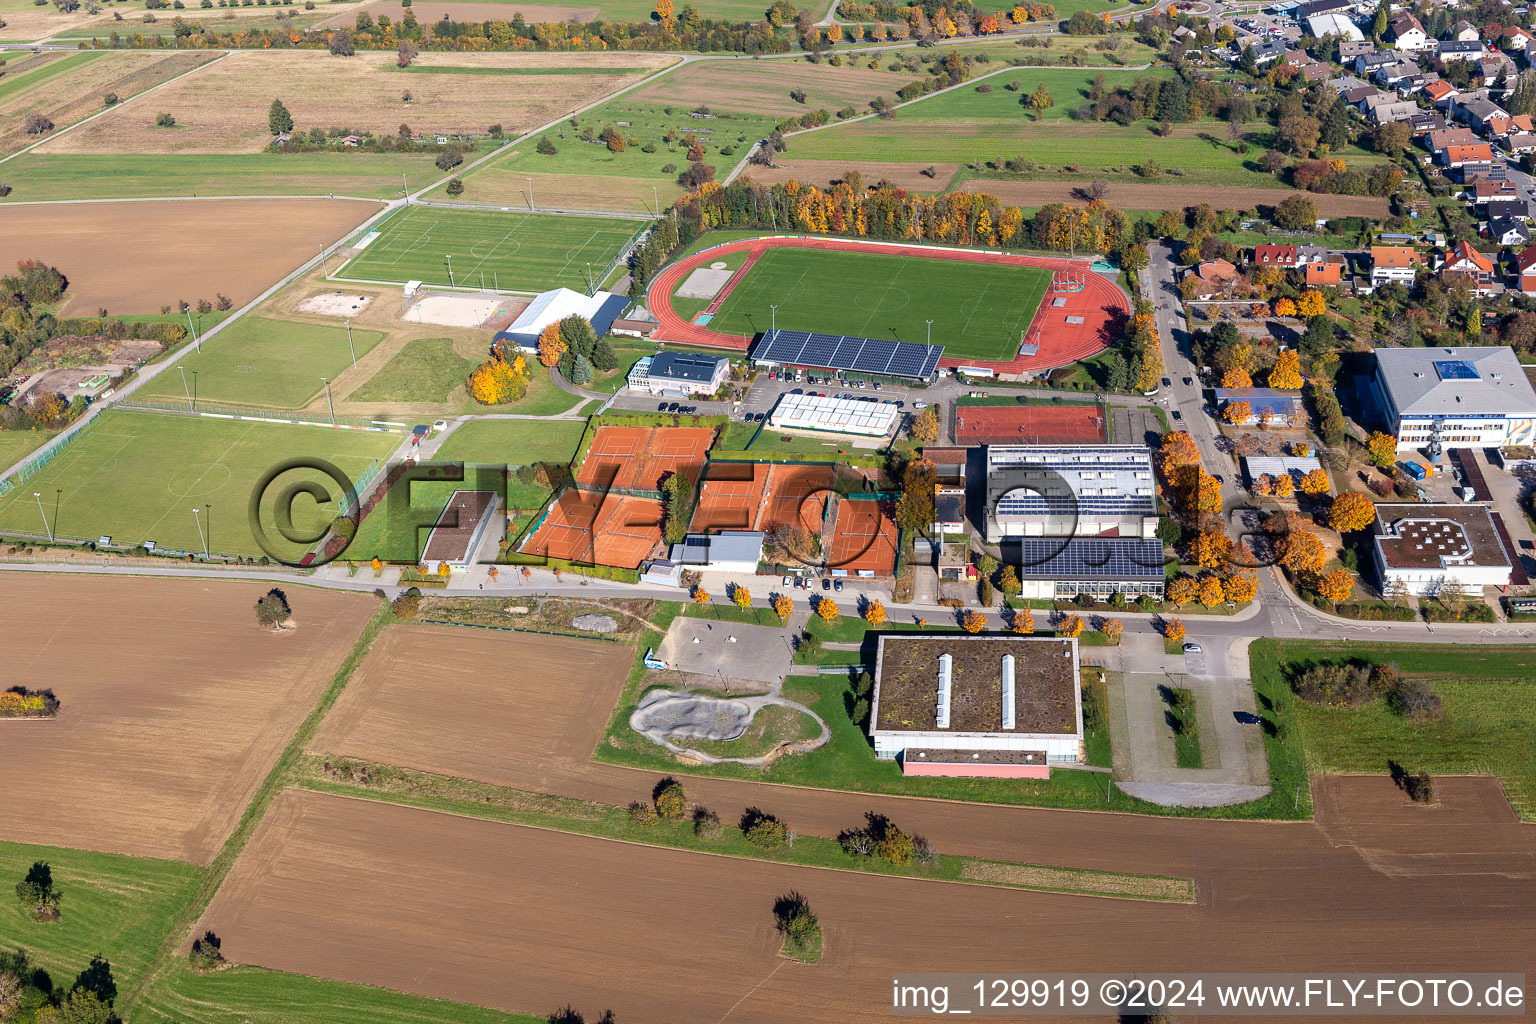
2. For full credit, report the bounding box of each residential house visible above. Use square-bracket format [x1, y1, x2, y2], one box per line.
[1505, 26, 1536, 51]
[1427, 126, 1479, 153]
[1186, 258, 1239, 300]
[1253, 244, 1299, 267]
[1485, 114, 1533, 138]
[1373, 60, 1421, 87]
[1296, 243, 1328, 265]
[1483, 198, 1532, 223]
[1366, 95, 1420, 123]
[1250, 38, 1287, 63]
[1454, 94, 1508, 130]
[1306, 255, 1348, 285]
[1441, 142, 1495, 167]
[1370, 245, 1419, 286]
[1388, 11, 1427, 49]
[1422, 79, 1459, 107]
[1505, 132, 1536, 154]
[1450, 19, 1480, 41]
[1438, 39, 1487, 61]
[1516, 245, 1536, 293]
[1327, 73, 1371, 94]
[1467, 179, 1519, 204]
[1475, 55, 1517, 88]
[1441, 240, 1497, 294]
[1355, 51, 1400, 74]
[1410, 109, 1448, 135]
[1490, 218, 1531, 245]
[1344, 84, 1384, 110]
[1339, 39, 1375, 59]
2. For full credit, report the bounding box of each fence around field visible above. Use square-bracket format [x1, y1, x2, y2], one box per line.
[115, 399, 407, 433]
[0, 412, 103, 495]
[592, 220, 653, 297]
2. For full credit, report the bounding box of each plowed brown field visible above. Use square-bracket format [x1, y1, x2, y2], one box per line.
[0, 199, 378, 314]
[633, 59, 902, 117]
[40, 51, 669, 155]
[310, 624, 634, 790]
[199, 786, 1536, 1023]
[972, 179, 1392, 218]
[0, 576, 375, 864]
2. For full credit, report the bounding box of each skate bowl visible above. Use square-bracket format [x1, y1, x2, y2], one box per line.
[629, 688, 830, 766]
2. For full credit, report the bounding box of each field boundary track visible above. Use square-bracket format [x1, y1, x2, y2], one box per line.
[647, 235, 1129, 375]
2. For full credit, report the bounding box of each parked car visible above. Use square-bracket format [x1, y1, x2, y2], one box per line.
[783, 575, 793, 587]
[821, 578, 831, 590]
[1183, 377, 1193, 385]
[1172, 410, 1182, 421]
[657, 401, 668, 411]
[913, 401, 928, 410]
[1233, 711, 1262, 725]
[833, 579, 843, 592]
[1183, 642, 1202, 654]
[1161, 377, 1172, 388]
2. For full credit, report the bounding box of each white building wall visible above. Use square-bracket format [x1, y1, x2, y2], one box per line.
[872, 731, 1081, 762]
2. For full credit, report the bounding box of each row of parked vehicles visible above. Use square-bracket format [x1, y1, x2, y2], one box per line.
[782, 573, 844, 592]
[656, 401, 700, 413]
[768, 370, 884, 390]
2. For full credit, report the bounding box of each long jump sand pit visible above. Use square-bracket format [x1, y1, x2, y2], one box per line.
[0, 576, 375, 864]
[0, 199, 379, 315]
[311, 624, 634, 793]
[198, 787, 1536, 1022]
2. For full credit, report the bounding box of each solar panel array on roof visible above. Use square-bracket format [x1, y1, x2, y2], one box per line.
[1434, 359, 1481, 381]
[751, 329, 943, 380]
[1017, 538, 1165, 579]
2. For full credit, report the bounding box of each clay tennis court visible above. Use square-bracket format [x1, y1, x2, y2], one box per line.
[688, 462, 771, 533]
[828, 497, 897, 575]
[574, 424, 713, 492]
[955, 402, 1109, 445]
[763, 463, 835, 534]
[197, 782, 1536, 1024]
[647, 236, 1129, 377]
[521, 489, 662, 568]
[0, 575, 374, 864]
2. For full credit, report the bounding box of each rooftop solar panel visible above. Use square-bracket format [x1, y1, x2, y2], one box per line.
[749, 329, 944, 380]
[1017, 538, 1165, 579]
[1433, 359, 1481, 381]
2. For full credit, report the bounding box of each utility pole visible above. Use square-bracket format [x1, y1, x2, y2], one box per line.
[178, 365, 193, 411]
[653, 185, 659, 217]
[192, 506, 208, 557]
[345, 320, 357, 368]
[926, 319, 933, 347]
[319, 245, 331, 277]
[33, 492, 52, 542]
[186, 308, 201, 353]
[403, 172, 409, 205]
[205, 503, 211, 554]
[770, 304, 778, 336]
[445, 254, 454, 287]
[526, 176, 534, 210]
[322, 377, 335, 424]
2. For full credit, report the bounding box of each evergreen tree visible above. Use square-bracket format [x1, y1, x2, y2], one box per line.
[268, 98, 293, 135]
[1158, 77, 1190, 122]
[1321, 98, 1351, 150]
[1372, 3, 1388, 37]
[591, 335, 618, 371]
[1510, 72, 1536, 116]
[570, 352, 593, 386]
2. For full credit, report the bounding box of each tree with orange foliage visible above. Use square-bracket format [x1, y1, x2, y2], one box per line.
[977, 13, 1000, 31]
[1365, 431, 1397, 468]
[1279, 529, 1327, 574]
[1163, 617, 1186, 641]
[1198, 574, 1225, 608]
[772, 594, 793, 621]
[1223, 571, 1257, 604]
[962, 609, 986, 633]
[655, 0, 673, 16]
[1299, 468, 1330, 496]
[864, 599, 887, 626]
[1101, 618, 1123, 644]
[1328, 491, 1376, 533]
[1166, 575, 1197, 607]
[466, 353, 531, 405]
[1253, 474, 1273, 497]
[1059, 614, 1084, 638]
[537, 322, 566, 368]
[1158, 431, 1201, 477]
[1272, 297, 1297, 317]
[1272, 473, 1295, 498]
[1223, 400, 1252, 425]
[1315, 568, 1354, 607]
[1221, 367, 1253, 388]
[818, 597, 838, 620]
[1191, 529, 1232, 570]
[1195, 470, 1221, 514]
[693, 587, 710, 607]
[1011, 607, 1034, 634]
[825, 20, 841, 40]
[1267, 349, 1304, 389]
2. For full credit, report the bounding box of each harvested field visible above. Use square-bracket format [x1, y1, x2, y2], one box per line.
[970, 179, 1392, 218]
[742, 159, 958, 192]
[0, 51, 213, 156]
[311, 624, 634, 790]
[0, 3, 103, 40]
[633, 60, 901, 117]
[197, 787, 1536, 1023]
[40, 51, 669, 155]
[960, 859, 1196, 901]
[0, 199, 377, 314]
[0, 576, 375, 864]
[317, 0, 599, 27]
[451, 168, 679, 215]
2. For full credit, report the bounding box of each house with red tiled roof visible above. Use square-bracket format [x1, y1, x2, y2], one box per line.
[1441, 241, 1497, 295]
[1517, 246, 1536, 294]
[1441, 142, 1495, 168]
[1305, 256, 1347, 286]
[1506, 26, 1536, 51]
[1485, 114, 1534, 138]
[1186, 259, 1239, 301]
[1422, 79, 1458, 105]
[1370, 246, 1418, 287]
[1253, 244, 1299, 267]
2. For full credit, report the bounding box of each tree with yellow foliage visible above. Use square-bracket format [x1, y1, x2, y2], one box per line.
[1101, 618, 1123, 644]
[693, 587, 710, 607]
[1223, 400, 1252, 425]
[1279, 529, 1327, 574]
[864, 598, 887, 626]
[1328, 491, 1376, 533]
[1295, 289, 1326, 317]
[1315, 568, 1354, 607]
[1011, 607, 1034, 634]
[1272, 297, 1297, 317]
[655, 0, 673, 16]
[1223, 571, 1257, 604]
[1267, 350, 1304, 390]
[1272, 473, 1295, 498]
[1299, 468, 1330, 496]
[1167, 575, 1196, 606]
[1191, 529, 1232, 570]
[962, 609, 986, 633]
[370, 556, 382, 576]
[818, 597, 838, 621]
[466, 353, 531, 405]
[1011, 3, 1028, 20]
[437, 561, 451, 578]
[733, 584, 752, 609]
[1163, 617, 1186, 641]
[1221, 367, 1253, 388]
[772, 594, 793, 622]
[825, 20, 841, 40]
[1198, 574, 1224, 608]
[1195, 469, 1221, 514]
[537, 322, 566, 368]
[1059, 613, 1084, 639]
[1365, 431, 1397, 468]
[1292, 441, 1312, 457]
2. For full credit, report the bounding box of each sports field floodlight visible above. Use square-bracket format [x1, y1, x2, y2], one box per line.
[926, 319, 934, 347]
[770, 304, 778, 335]
[319, 245, 331, 278]
[177, 365, 193, 411]
[186, 307, 201, 353]
[653, 185, 659, 217]
[402, 172, 409, 204]
[345, 319, 357, 368]
[525, 176, 534, 210]
[586, 262, 593, 292]
[191, 506, 208, 557]
[321, 377, 335, 424]
[33, 492, 52, 542]
[445, 254, 455, 287]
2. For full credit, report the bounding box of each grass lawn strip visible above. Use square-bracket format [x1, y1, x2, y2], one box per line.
[347, 337, 479, 405]
[1167, 685, 1203, 770]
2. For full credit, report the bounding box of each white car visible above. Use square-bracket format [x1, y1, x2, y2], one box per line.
[782, 575, 793, 587]
[1183, 643, 1202, 654]
[433, 419, 448, 431]
[912, 401, 928, 410]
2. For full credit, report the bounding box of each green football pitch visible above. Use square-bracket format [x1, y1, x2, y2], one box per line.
[706, 247, 1050, 361]
[0, 410, 398, 559]
[137, 316, 387, 411]
[334, 207, 645, 293]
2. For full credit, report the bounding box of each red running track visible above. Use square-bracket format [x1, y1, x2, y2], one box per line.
[646, 236, 1130, 377]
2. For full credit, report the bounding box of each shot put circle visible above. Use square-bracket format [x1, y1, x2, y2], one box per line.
[710, 261, 728, 270]
[853, 284, 911, 313]
[165, 462, 232, 498]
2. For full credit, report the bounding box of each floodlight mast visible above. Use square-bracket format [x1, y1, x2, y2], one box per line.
[322, 377, 335, 423]
[345, 320, 357, 368]
[178, 365, 193, 411]
[33, 492, 52, 542]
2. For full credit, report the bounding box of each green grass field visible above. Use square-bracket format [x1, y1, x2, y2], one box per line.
[436, 418, 587, 467]
[137, 317, 386, 411]
[1254, 640, 1536, 819]
[334, 207, 644, 293]
[0, 840, 202, 993]
[708, 247, 1047, 360]
[0, 410, 399, 558]
[347, 337, 479, 405]
[0, 427, 56, 471]
[0, 50, 100, 101]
